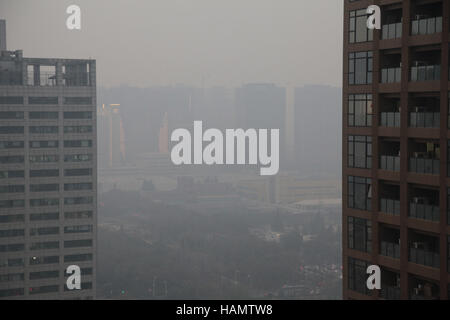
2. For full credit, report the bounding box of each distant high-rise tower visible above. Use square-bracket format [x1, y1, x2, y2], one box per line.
[0, 20, 97, 299]
[158, 112, 169, 154]
[343, 1, 450, 300]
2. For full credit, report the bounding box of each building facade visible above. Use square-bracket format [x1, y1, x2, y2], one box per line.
[343, 0, 450, 300]
[0, 21, 97, 299]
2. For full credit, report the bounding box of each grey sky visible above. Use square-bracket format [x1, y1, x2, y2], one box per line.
[0, 0, 343, 88]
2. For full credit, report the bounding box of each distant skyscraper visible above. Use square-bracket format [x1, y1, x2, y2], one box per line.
[158, 112, 169, 154]
[343, 0, 450, 300]
[0, 20, 97, 299]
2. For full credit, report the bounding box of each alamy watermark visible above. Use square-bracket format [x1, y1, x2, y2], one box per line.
[170, 121, 279, 176]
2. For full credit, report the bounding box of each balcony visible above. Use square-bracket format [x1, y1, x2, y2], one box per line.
[409, 247, 439, 268]
[410, 202, 439, 222]
[381, 241, 401, 259]
[409, 157, 439, 175]
[380, 140, 400, 172]
[411, 64, 440, 82]
[408, 231, 440, 269]
[380, 225, 400, 259]
[380, 96, 400, 128]
[380, 286, 401, 300]
[410, 112, 440, 128]
[380, 155, 400, 172]
[380, 198, 400, 216]
[411, 16, 442, 36]
[381, 112, 400, 127]
[410, 276, 440, 300]
[382, 23, 402, 40]
[381, 67, 401, 84]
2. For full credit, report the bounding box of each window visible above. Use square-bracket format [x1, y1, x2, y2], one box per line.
[65, 211, 93, 220]
[0, 170, 24, 179]
[348, 257, 370, 295]
[0, 258, 24, 268]
[30, 184, 59, 192]
[29, 285, 59, 295]
[0, 273, 24, 283]
[0, 229, 24, 238]
[0, 185, 25, 193]
[349, 9, 373, 43]
[0, 141, 24, 149]
[64, 239, 93, 248]
[30, 227, 59, 236]
[29, 112, 58, 119]
[348, 176, 372, 211]
[348, 136, 372, 169]
[29, 270, 59, 280]
[64, 225, 93, 234]
[29, 140, 58, 148]
[64, 126, 93, 134]
[0, 199, 24, 209]
[64, 154, 92, 162]
[64, 97, 92, 105]
[30, 212, 59, 221]
[64, 253, 92, 263]
[64, 140, 92, 148]
[64, 183, 93, 191]
[0, 155, 24, 164]
[348, 94, 373, 127]
[0, 111, 24, 119]
[348, 217, 372, 253]
[30, 169, 59, 178]
[29, 126, 58, 134]
[64, 168, 92, 177]
[29, 255, 59, 265]
[64, 111, 92, 119]
[29, 241, 59, 250]
[29, 155, 59, 163]
[28, 97, 58, 105]
[0, 288, 24, 298]
[0, 243, 24, 252]
[0, 214, 24, 223]
[29, 198, 59, 207]
[64, 197, 93, 206]
[349, 51, 373, 85]
[0, 126, 24, 134]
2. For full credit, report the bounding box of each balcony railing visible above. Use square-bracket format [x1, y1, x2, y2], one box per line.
[411, 16, 442, 35]
[409, 247, 439, 268]
[381, 67, 401, 83]
[382, 22, 402, 40]
[380, 198, 400, 216]
[380, 241, 400, 259]
[410, 112, 440, 128]
[380, 155, 400, 172]
[27, 71, 57, 86]
[380, 112, 400, 127]
[380, 286, 401, 300]
[409, 157, 440, 175]
[411, 65, 440, 82]
[410, 202, 440, 222]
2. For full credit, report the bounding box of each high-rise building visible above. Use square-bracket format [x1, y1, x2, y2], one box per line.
[0, 20, 97, 299]
[343, 0, 450, 300]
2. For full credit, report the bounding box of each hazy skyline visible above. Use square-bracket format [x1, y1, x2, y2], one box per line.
[0, 0, 343, 88]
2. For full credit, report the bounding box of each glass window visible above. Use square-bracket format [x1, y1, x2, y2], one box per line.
[348, 136, 372, 169]
[349, 9, 373, 43]
[349, 51, 373, 85]
[348, 176, 372, 211]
